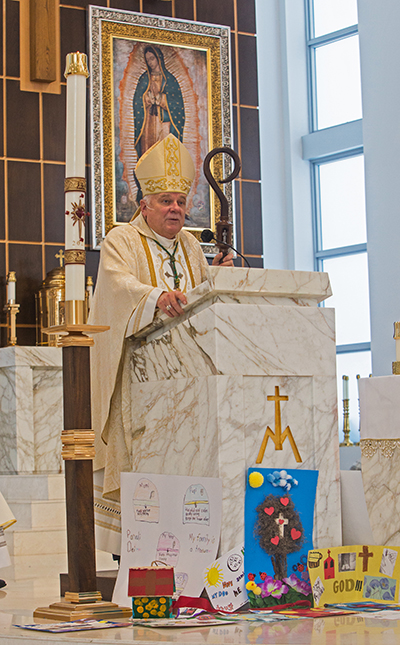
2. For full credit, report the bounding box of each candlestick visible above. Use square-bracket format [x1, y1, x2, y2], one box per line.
[5, 272, 19, 345]
[393, 322, 400, 374]
[342, 374, 349, 400]
[86, 276, 93, 311]
[35, 55, 127, 621]
[355, 374, 361, 446]
[4, 272, 19, 345]
[64, 52, 89, 311]
[340, 375, 352, 447]
[6, 271, 16, 304]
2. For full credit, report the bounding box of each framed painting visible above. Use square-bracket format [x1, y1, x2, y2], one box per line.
[88, 6, 233, 249]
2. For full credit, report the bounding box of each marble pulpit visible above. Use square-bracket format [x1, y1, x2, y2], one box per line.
[123, 266, 341, 552]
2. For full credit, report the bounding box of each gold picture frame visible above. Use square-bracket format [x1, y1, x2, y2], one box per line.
[89, 6, 232, 249]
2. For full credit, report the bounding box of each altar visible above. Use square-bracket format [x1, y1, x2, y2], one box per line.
[0, 347, 63, 476]
[119, 266, 341, 552]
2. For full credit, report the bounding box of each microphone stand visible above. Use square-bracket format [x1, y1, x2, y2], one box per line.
[200, 229, 251, 268]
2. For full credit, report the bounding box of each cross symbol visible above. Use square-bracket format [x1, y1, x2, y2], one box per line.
[256, 386, 302, 464]
[165, 270, 183, 281]
[275, 512, 289, 538]
[55, 249, 64, 267]
[358, 545, 373, 572]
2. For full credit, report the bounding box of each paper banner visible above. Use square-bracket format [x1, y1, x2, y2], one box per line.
[244, 467, 318, 608]
[113, 473, 222, 607]
[0, 528, 11, 570]
[204, 543, 246, 612]
[308, 545, 400, 607]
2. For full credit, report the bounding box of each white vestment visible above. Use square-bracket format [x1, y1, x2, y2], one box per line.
[89, 214, 209, 552]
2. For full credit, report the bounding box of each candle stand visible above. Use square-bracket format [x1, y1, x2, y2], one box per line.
[4, 303, 20, 346]
[340, 375, 353, 447]
[393, 322, 400, 374]
[33, 51, 130, 621]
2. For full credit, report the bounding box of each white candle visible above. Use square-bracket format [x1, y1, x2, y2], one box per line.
[7, 272, 16, 303]
[65, 74, 87, 178]
[64, 52, 89, 304]
[342, 375, 349, 400]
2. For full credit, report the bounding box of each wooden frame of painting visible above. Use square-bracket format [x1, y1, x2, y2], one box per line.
[88, 6, 233, 249]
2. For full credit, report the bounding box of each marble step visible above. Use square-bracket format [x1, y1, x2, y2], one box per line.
[6, 525, 67, 557]
[8, 499, 66, 531]
[0, 473, 65, 501]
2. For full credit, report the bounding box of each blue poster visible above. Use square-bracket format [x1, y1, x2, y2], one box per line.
[244, 467, 318, 608]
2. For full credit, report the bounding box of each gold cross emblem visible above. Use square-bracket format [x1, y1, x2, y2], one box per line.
[55, 249, 64, 267]
[256, 386, 302, 464]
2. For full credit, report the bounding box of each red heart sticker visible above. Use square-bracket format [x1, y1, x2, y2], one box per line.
[280, 497, 289, 506]
[264, 507, 274, 516]
[279, 519, 284, 525]
[271, 536, 279, 546]
[291, 528, 301, 540]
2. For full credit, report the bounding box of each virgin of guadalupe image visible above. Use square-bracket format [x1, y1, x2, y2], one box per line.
[115, 40, 209, 224]
[133, 45, 185, 160]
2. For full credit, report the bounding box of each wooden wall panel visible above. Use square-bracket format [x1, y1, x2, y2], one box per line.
[0, 0, 262, 344]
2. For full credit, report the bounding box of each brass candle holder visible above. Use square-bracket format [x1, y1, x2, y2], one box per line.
[340, 375, 353, 447]
[4, 272, 20, 346]
[354, 374, 360, 446]
[393, 322, 400, 374]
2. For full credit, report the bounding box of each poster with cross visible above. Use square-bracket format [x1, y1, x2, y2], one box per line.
[244, 467, 318, 608]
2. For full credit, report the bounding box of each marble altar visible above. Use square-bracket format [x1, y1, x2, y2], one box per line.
[121, 266, 341, 552]
[359, 375, 400, 545]
[0, 347, 63, 475]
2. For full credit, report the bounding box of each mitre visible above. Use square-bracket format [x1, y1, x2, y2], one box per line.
[135, 133, 195, 197]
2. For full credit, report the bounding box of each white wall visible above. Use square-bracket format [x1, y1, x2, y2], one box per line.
[255, 0, 313, 271]
[358, 0, 400, 375]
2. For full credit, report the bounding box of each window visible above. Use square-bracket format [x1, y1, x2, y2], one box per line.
[314, 35, 362, 130]
[313, 0, 358, 38]
[305, 0, 370, 442]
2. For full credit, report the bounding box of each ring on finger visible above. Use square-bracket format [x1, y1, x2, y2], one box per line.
[166, 305, 172, 311]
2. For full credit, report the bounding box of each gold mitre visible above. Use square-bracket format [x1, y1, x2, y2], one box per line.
[135, 133, 195, 197]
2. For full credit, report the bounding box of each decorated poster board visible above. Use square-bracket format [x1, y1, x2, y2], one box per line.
[244, 468, 318, 608]
[308, 545, 400, 607]
[113, 473, 222, 607]
[0, 528, 11, 569]
[204, 543, 246, 612]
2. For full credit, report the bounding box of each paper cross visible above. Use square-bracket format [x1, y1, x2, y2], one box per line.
[358, 545, 373, 572]
[275, 512, 289, 538]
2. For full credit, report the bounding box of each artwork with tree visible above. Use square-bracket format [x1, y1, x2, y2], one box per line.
[254, 494, 304, 580]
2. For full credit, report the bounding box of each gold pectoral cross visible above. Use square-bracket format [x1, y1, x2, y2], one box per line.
[256, 386, 302, 464]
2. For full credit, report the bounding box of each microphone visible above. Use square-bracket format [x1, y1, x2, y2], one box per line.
[200, 229, 214, 243]
[200, 229, 251, 268]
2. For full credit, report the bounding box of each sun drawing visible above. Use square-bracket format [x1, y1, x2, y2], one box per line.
[204, 563, 224, 587]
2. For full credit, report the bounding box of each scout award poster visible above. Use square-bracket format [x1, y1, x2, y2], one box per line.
[244, 467, 318, 608]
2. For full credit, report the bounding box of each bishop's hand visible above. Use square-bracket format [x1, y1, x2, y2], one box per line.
[212, 251, 234, 267]
[157, 290, 187, 318]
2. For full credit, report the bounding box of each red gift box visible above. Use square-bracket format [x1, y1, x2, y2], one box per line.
[128, 567, 175, 597]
